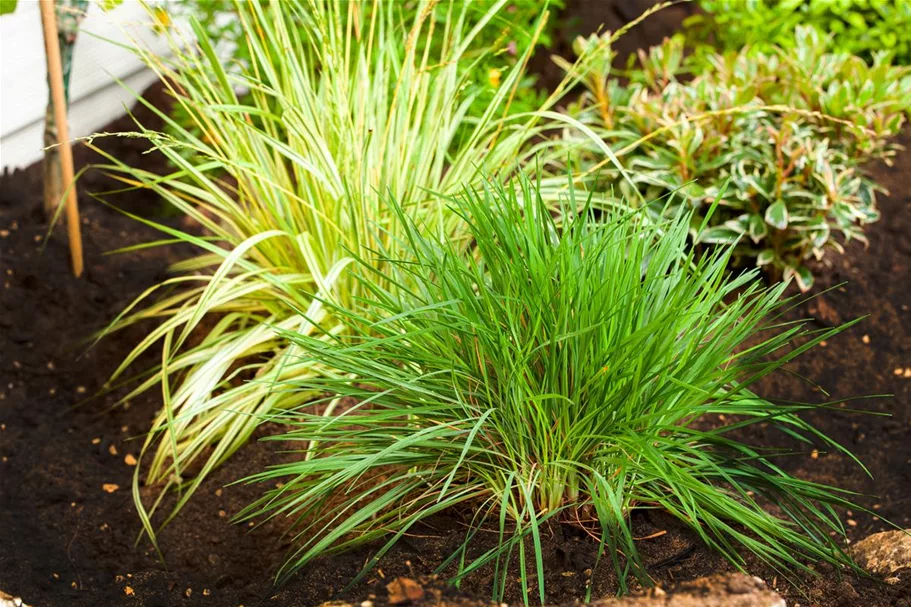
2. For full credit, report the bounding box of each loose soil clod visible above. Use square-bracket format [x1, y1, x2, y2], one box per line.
[850, 529, 911, 579]
[386, 578, 425, 605]
[0, 589, 34, 607]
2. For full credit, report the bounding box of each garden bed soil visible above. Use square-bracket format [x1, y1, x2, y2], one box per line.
[2, 6, 911, 607]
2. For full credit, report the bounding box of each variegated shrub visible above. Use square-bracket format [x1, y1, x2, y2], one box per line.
[565, 26, 911, 289]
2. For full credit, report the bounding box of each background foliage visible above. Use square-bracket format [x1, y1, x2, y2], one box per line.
[688, 0, 911, 65]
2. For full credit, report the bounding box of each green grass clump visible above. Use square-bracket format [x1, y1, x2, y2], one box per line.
[242, 174, 863, 602]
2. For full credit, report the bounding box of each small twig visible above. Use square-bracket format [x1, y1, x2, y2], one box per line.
[634, 529, 667, 541]
[66, 516, 83, 590]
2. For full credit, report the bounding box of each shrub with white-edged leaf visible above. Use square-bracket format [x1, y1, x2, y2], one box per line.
[564, 26, 910, 289]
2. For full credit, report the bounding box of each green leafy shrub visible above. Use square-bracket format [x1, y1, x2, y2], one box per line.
[688, 0, 911, 65]
[91, 0, 599, 540]
[242, 174, 864, 601]
[564, 27, 911, 289]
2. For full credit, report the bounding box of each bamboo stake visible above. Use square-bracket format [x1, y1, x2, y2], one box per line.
[39, 0, 84, 277]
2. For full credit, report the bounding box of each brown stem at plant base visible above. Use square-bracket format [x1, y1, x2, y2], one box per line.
[40, 0, 83, 277]
[594, 79, 613, 130]
[43, 104, 63, 221]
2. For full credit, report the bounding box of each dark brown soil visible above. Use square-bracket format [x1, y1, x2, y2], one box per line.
[2, 9, 910, 607]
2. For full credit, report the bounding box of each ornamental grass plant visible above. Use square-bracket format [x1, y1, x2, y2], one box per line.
[88, 0, 598, 541]
[241, 174, 866, 602]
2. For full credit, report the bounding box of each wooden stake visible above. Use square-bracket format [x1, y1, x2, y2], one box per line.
[39, 0, 84, 277]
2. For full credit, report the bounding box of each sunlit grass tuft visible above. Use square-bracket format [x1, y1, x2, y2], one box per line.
[241, 173, 866, 602]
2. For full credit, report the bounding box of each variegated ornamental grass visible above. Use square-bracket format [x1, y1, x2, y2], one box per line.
[165, 0, 566, 145]
[87, 0, 608, 543]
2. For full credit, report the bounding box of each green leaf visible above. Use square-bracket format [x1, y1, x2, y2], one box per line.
[811, 223, 830, 249]
[0, 0, 17, 16]
[764, 200, 789, 231]
[843, 11, 867, 30]
[794, 265, 815, 291]
[698, 226, 741, 245]
[756, 249, 776, 266]
[748, 214, 767, 243]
